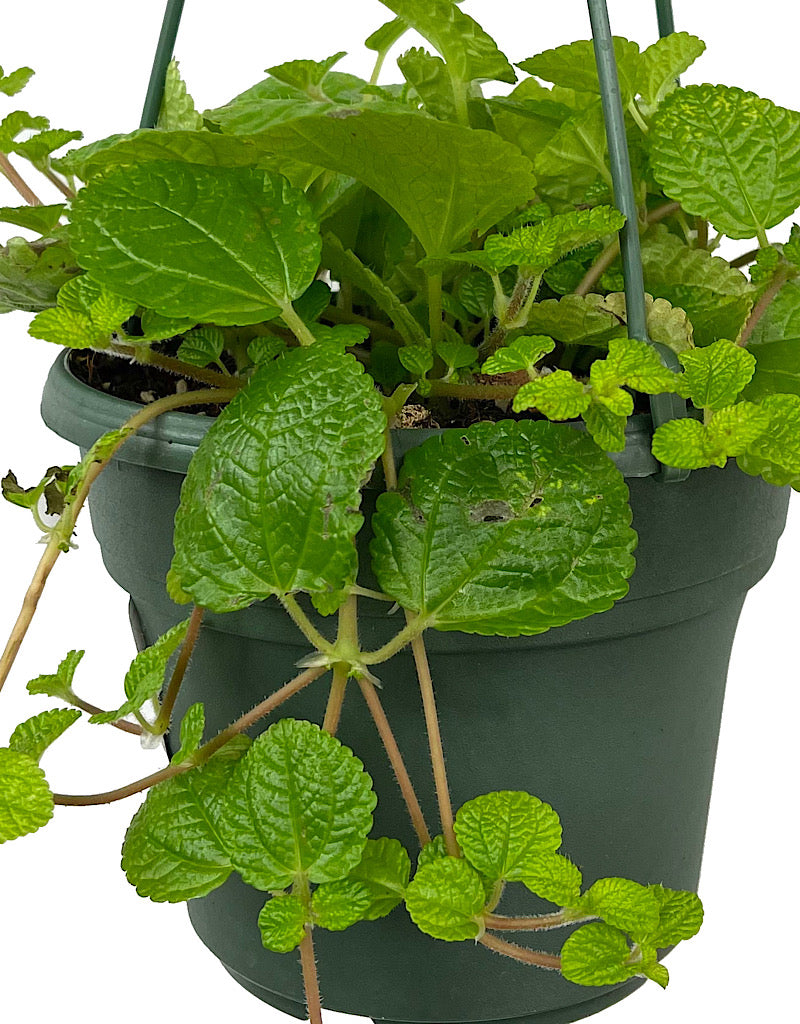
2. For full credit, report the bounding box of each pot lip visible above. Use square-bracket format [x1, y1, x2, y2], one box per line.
[41, 351, 660, 478]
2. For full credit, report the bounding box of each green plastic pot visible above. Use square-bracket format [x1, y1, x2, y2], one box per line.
[41, 353, 790, 1024]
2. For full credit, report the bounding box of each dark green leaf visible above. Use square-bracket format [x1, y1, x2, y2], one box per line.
[70, 162, 321, 326]
[177, 327, 226, 369]
[170, 344, 385, 612]
[0, 204, 65, 235]
[121, 739, 248, 901]
[371, 420, 636, 636]
[9, 708, 81, 763]
[220, 719, 375, 890]
[405, 857, 486, 941]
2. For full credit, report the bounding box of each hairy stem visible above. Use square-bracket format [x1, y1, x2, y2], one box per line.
[738, 265, 793, 347]
[411, 626, 458, 856]
[153, 605, 204, 735]
[0, 151, 43, 205]
[322, 596, 358, 735]
[358, 676, 431, 847]
[479, 933, 562, 971]
[112, 345, 241, 392]
[484, 911, 593, 932]
[280, 595, 338, 659]
[0, 390, 236, 696]
[53, 665, 327, 805]
[322, 666, 348, 736]
[299, 925, 323, 1024]
[70, 696, 143, 736]
[361, 613, 430, 665]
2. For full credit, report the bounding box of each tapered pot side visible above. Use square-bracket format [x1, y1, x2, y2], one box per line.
[42, 353, 790, 1024]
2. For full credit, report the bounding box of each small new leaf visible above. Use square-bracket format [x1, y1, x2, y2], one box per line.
[9, 708, 81, 763]
[405, 857, 487, 941]
[258, 894, 308, 953]
[0, 66, 35, 97]
[482, 335, 554, 377]
[560, 922, 638, 987]
[29, 275, 138, 350]
[454, 791, 562, 883]
[578, 877, 661, 940]
[678, 340, 755, 410]
[637, 33, 706, 110]
[0, 748, 53, 843]
[169, 703, 206, 766]
[518, 38, 640, 104]
[646, 885, 704, 947]
[521, 853, 583, 907]
[512, 370, 590, 418]
[158, 60, 204, 131]
[177, 327, 226, 369]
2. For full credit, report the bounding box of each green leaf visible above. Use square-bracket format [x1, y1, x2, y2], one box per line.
[169, 704, 206, 766]
[27, 650, 85, 701]
[0, 66, 35, 96]
[158, 60, 204, 131]
[29, 275, 138, 349]
[582, 401, 628, 453]
[380, 0, 515, 85]
[458, 272, 495, 319]
[534, 103, 611, 202]
[738, 393, 800, 486]
[436, 337, 476, 373]
[750, 245, 781, 286]
[678, 340, 755, 409]
[518, 38, 641, 104]
[171, 345, 385, 612]
[560, 922, 638, 987]
[366, 16, 408, 53]
[2, 464, 70, 517]
[371, 420, 636, 636]
[592, 336, 680, 395]
[523, 294, 625, 347]
[653, 403, 770, 470]
[89, 620, 189, 726]
[121, 739, 248, 902]
[597, 291, 695, 355]
[745, 282, 800, 399]
[646, 885, 704, 947]
[650, 85, 800, 240]
[177, 327, 226, 369]
[475, 207, 625, 275]
[0, 748, 53, 843]
[259, 894, 308, 953]
[0, 237, 79, 314]
[512, 370, 590, 418]
[220, 719, 375, 891]
[312, 836, 411, 930]
[312, 879, 374, 931]
[521, 853, 583, 907]
[397, 48, 455, 121]
[417, 834, 450, 870]
[454, 791, 562, 883]
[308, 323, 369, 347]
[247, 336, 287, 365]
[405, 857, 486, 941]
[11, 129, 83, 165]
[637, 33, 706, 110]
[267, 53, 348, 96]
[70, 161, 322, 326]
[0, 111, 49, 151]
[9, 708, 81, 763]
[640, 953, 670, 989]
[706, 403, 771, 455]
[640, 226, 754, 347]
[482, 335, 555, 377]
[248, 108, 536, 257]
[784, 224, 800, 268]
[579, 877, 660, 939]
[0, 204, 66, 235]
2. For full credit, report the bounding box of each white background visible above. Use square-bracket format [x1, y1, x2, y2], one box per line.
[1, 2, 798, 1022]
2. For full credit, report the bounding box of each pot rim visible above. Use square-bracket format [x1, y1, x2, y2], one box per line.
[41, 351, 660, 478]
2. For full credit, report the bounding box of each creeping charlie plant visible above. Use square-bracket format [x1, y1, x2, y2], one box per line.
[2, 1, 799, 1019]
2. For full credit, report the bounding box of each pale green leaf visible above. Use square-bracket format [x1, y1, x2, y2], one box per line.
[70, 161, 321, 325]
[650, 85, 800, 239]
[0, 66, 35, 97]
[640, 227, 754, 347]
[646, 885, 704, 947]
[641, 954, 670, 989]
[637, 33, 706, 110]
[380, 0, 515, 85]
[170, 703, 206, 766]
[0, 748, 53, 843]
[312, 879, 374, 931]
[738, 394, 800, 486]
[27, 650, 84, 701]
[170, 345, 385, 612]
[29, 275, 138, 349]
[579, 877, 661, 939]
[750, 245, 781, 286]
[9, 708, 81, 763]
[405, 857, 486, 941]
[512, 370, 590, 418]
[158, 60, 204, 131]
[582, 401, 629, 453]
[745, 282, 800, 399]
[784, 224, 800, 268]
[121, 739, 248, 901]
[523, 294, 625, 347]
[366, 17, 408, 53]
[651, 418, 726, 469]
[436, 337, 476, 372]
[561, 923, 638, 987]
[0, 204, 66, 235]
[0, 237, 79, 314]
[0, 111, 49, 151]
[594, 336, 680, 395]
[518, 38, 641, 104]
[220, 719, 375, 891]
[597, 291, 695, 355]
[533, 103, 610, 201]
[259, 894, 308, 953]
[454, 791, 562, 883]
[89, 620, 189, 725]
[177, 327, 226, 368]
[312, 836, 411, 929]
[371, 420, 636, 636]
[28, 306, 97, 349]
[679, 340, 755, 409]
[265, 52, 346, 96]
[417, 835, 450, 870]
[247, 108, 537, 257]
[397, 48, 456, 121]
[482, 335, 555, 376]
[521, 853, 583, 907]
[11, 129, 83, 165]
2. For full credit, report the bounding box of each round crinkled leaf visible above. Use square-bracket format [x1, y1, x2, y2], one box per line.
[312, 879, 374, 931]
[521, 853, 583, 907]
[561, 922, 637, 987]
[405, 857, 486, 941]
[9, 708, 81, 762]
[371, 420, 636, 636]
[738, 393, 800, 486]
[678, 340, 755, 410]
[646, 885, 704, 947]
[70, 161, 321, 325]
[0, 748, 54, 843]
[512, 370, 590, 418]
[579, 877, 661, 940]
[121, 739, 248, 902]
[454, 791, 562, 883]
[650, 85, 800, 240]
[258, 894, 308, 953]
[220, 719, 375, 891]
[171, 344, 386, 612]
